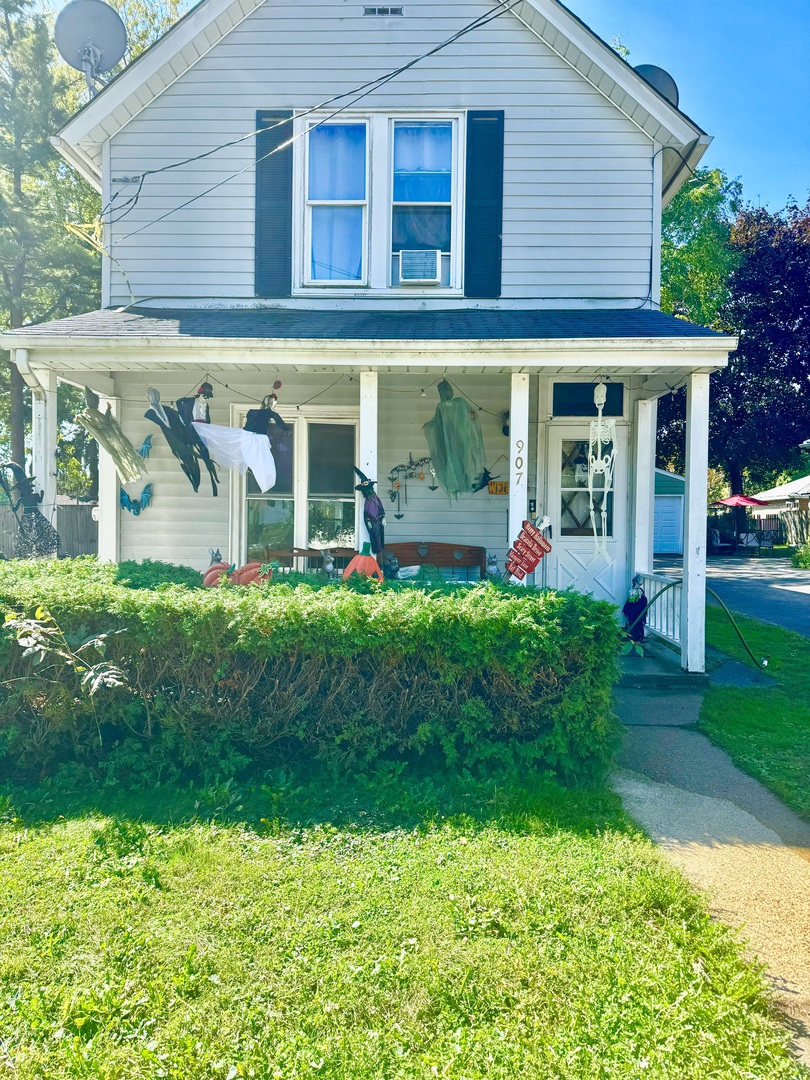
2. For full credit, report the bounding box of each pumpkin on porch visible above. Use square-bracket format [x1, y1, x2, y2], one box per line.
[342, 543, 384, 582]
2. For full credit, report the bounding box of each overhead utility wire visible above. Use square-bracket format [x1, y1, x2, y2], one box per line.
[110, 0, 519, 238]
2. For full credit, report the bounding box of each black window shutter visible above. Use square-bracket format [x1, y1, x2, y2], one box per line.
[255, 110, 293, 298]
[464, 110, 504, 299]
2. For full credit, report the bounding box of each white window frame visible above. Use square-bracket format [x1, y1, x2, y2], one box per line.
[303, 118, 370, 287]
[230, 402, 360, 564]
[292, 110, 465, 296]
[389, 116, 462, 290]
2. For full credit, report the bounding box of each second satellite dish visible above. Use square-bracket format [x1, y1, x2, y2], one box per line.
[55, 0, 127, 93]
[633, 64, 680, 109]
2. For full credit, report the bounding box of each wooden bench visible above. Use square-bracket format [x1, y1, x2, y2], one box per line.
[260, 547, 357, 570]
[381, 541, 487, 580]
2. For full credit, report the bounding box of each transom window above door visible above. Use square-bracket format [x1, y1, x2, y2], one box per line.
[298, 113, 462, 292]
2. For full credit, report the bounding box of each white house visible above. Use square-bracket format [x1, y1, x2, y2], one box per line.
[1, 0, 736, 671]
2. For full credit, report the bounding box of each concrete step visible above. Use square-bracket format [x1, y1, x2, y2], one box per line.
[618, 638, 710, 690]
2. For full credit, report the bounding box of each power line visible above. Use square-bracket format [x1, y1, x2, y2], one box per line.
[110, 0, 519, 239]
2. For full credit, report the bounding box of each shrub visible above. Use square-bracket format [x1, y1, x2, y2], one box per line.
[116, 558, 203, 589]
[792, 542, 810, 569]
[0, 559, 620, 783]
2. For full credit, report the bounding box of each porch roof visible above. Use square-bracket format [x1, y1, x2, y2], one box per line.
[4, 307, 732, 346]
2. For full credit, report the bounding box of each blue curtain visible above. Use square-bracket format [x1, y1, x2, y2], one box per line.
[311, 206, 363, 280]
[309, 124, 366, 200]
[394, 122, 452, 202]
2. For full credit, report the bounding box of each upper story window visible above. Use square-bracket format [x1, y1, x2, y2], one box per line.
[392, 121, 453, 287]
[306, 122, 368, 284]
[297, 113, 461, 292]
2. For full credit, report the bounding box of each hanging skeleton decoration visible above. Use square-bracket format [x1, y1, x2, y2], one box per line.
[587, 381, 616, 559]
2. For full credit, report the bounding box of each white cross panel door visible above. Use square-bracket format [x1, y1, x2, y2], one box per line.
[545, 424, 628, 605]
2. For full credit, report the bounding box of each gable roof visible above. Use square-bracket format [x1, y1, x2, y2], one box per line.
[54, 0, 710, 199]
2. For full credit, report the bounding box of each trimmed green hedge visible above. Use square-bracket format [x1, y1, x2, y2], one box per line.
[0, 558, 620, 782]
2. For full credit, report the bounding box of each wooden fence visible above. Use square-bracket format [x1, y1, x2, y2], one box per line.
[0, 505, 98, 559]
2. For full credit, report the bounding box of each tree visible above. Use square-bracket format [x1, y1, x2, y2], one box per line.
[658, 199, 810, 504]
[660, 167, 742, 328]
[1, 0, 187, 478]
[0, 0, 101, 469]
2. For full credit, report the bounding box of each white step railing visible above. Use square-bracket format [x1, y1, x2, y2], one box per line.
[638, 572, 682, 646]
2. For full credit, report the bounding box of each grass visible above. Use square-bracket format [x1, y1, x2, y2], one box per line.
[0, 772, 804, 1079]
[702, 607, 810, 821]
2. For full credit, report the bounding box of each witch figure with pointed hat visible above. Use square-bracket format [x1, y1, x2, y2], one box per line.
[354, 467, 385, 555]
[0, 463, 61, 558]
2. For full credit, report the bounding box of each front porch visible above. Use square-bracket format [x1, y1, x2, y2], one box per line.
[6, 306, 732, 672]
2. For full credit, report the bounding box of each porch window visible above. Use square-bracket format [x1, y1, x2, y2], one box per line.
[243, 418, 357, 562]
[246, 422, 295, 562]
[307, 123, 367, 282]
[307, 423, 357, 548]
[391, 121, 453, 287]
[559, 438, 614, 538]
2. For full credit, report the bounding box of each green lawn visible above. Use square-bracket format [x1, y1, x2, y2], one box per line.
[702, 607, 810, 821]
[0, 775, 804, 1079]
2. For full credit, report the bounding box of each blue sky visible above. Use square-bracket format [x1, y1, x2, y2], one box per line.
[570, 0, 809, 211]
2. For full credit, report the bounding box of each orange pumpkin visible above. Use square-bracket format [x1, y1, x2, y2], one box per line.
[202, 562, 229, 587]
[342, 542, 384, 582]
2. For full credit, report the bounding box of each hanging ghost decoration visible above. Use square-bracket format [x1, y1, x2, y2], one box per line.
[75, 387, 145, 484]
[422, 380, 486, 499]
[587, 381, 616, 559]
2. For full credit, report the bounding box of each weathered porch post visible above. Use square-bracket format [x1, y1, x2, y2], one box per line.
[680, 373, 710, 672]
[97, 395, 121, 563]
[358, 371, 378, 548]
[509, 372, 530, 580]
[632, 396, 657, 576]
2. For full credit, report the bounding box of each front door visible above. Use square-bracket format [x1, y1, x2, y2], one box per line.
[544, 424, 627, 604]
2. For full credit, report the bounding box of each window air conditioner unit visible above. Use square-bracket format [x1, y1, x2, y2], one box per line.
[399, 249, 441, 284]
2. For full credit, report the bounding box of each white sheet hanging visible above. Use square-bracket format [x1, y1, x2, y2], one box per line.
[194, 423, 276, 492]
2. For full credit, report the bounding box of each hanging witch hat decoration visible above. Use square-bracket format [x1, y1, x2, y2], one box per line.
[354, 467, 386, 555]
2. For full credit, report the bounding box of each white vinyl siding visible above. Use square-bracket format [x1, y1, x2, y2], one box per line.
[113, 370, 535, 571]
[106, 0, 654, 307]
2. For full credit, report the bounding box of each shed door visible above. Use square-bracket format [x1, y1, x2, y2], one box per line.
[544, 424, 628, 604]
[653, 495, 683, 555]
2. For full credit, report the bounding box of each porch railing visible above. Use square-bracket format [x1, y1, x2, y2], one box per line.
[638, 572, 682, 647]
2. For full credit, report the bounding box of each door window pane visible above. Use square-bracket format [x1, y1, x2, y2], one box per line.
[311, 206, 363, 281]
[308, 423, 356, 496]
[553, 383, 624, 417]
[309, 124, 366, 200]
[394, 123, 452, 202]
[560, 438, 614, 537]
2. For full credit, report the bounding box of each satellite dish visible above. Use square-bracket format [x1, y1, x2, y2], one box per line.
[633, 64, 680, 109]
[55, 0, 127, 94]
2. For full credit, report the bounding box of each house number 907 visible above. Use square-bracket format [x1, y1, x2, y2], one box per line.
[514, 438, 525, 485]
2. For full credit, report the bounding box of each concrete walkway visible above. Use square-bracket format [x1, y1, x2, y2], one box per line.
[613, 675, 810, 1066]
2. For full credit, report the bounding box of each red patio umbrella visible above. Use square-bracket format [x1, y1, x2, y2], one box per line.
[712, 494, 769, 508]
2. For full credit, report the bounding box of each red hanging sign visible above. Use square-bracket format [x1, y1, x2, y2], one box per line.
[506, 521, 553, 581]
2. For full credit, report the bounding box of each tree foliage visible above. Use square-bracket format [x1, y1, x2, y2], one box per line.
[659, 197, 810, 493]
[0, 0, 186, 476]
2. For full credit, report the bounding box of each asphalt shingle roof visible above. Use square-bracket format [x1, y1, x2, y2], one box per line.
[7, 307, 726, 342]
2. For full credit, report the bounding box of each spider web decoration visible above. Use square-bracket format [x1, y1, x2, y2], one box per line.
[587, 382, 616, 559]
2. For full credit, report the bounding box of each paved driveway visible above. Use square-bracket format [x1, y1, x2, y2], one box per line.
[654, 556, 810, 638]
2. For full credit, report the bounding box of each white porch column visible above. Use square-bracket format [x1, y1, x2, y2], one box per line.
[30, 367, 58, 529]
[509, 372, 530, 561]
[97, 395, 121, 563]
[680, 373, 710, 672]
[358, 371, 378, 548]
[632, 396, 657, 576]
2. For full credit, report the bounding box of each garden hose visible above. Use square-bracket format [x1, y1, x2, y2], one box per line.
[625, 580, 769, 669]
